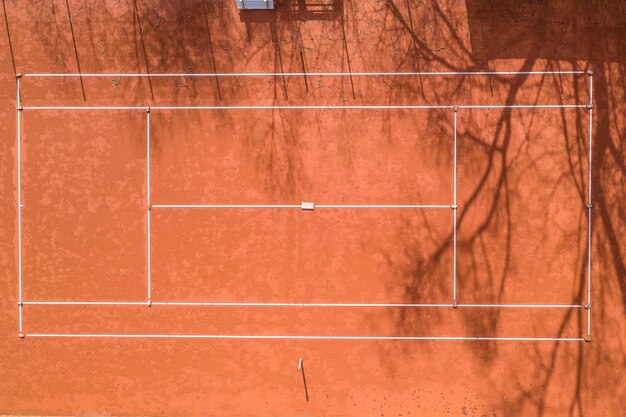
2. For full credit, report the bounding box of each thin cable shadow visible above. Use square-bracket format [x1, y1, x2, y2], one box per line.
[2, 0, 16, 78]
[65, 0, 86, 101]
[201, 0, 222, 101]
[296, 25, 309, 93]
[270, 22, 288, 100]
[339, 10, 356, 99]
[134, 0, 154, 101]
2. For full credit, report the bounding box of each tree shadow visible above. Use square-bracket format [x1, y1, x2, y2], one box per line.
[358, 1, 624, 414]
[4, 1, 625, 414]
[460, 1, 626, 416]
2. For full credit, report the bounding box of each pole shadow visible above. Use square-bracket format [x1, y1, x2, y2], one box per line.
[298, 358, 310, 402]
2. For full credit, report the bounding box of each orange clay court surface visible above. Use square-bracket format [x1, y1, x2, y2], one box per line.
[1, 1, 625, 416]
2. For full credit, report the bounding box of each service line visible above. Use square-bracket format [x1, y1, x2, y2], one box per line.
[151, 204, 450, 209]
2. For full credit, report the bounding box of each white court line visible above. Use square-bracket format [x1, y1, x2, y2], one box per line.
[459, 105, 585, 109]
[156, 302, 453, 307]
[457, 304, 582, 308]
[16, 77, 23, 333]
[20, 104, 587, 110]
[24, 105, 451, 110]
[16, 69, 591, 341]
[23, 71, 586, 77]
[21, 301, 582, 308]
[23, 301, 149, 305]
[22, 106, 144, 110]
[146, 109, 151, 303]
[453, 108, 458, 305]
[151, 204, 450, 209]
[587, 73, 593, 337]
[153, 204, 300, 209]
[315, 204, 448, 209]
[23, 333, 586, 341]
